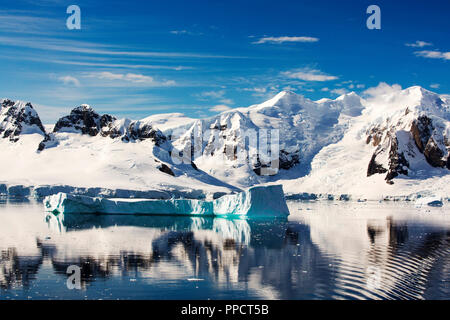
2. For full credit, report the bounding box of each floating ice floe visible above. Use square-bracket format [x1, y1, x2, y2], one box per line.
[44, 185, 290, 218]
[415, 196, 444, 208]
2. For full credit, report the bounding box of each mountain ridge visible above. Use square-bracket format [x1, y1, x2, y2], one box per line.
[1, 85, 449, 200]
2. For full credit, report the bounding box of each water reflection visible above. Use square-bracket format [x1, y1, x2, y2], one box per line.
[0, 202, 448, 299]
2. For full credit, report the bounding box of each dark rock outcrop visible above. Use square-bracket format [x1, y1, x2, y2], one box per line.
[410, 116, 449, 168]
[53, 105, 116, 136]
[410, 116, 433, 152]
[367, 131, 409, 183]
[385, 136, 409, 181]
[367, 153, 388, 176]
[41, 105, 168, 149]
[121, 122, 167, 146]
[367, 114, 448, 183]
[0, 99, 46, 142]
[253, 149, 299, 176]
[157, 163, 175, 176]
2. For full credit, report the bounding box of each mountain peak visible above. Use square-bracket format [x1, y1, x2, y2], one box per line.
[0, 98, 46, 142]
[258, 90, 306, 109]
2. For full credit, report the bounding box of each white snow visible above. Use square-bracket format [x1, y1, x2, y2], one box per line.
[0, 132, 234, 199]
[140, 112, 196, 131]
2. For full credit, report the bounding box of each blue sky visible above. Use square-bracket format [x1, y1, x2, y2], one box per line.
[0, 0, 449, 123]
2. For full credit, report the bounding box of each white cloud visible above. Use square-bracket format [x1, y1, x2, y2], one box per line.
[198, 90, 226, 99]
[58, 75, 80, 87]
[331, 88, 348, 96]
[170, 30, 203, 36]
[405, 41, 432, 48]
[363, 82, 402, 97]
[0, 13, 60, 35]
[242, 87, 267, 93]
[170, 30, 189, 35]
[85, 72, 175, 86]
[415, 50, 450, 60]
[282, 69, 338, 82]
[253, 36, 319, 44]
[50, 59, 190, 71]
[209, 104, 231, 112]
[356, 84, 365, 89]
[321, 87, 329, 92]
[0, 35, 244, 59]
[219, 98, 234, 105]
[430, 83, 440, 89]
[197, 90, 233, 104]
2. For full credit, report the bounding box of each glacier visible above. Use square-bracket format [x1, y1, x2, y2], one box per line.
[44, 185, 290, 218]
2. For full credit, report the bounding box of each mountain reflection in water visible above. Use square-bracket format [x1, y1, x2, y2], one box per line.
[0, 201, 448, 300]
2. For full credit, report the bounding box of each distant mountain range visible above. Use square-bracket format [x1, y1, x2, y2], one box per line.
[1, 86, 449, 200]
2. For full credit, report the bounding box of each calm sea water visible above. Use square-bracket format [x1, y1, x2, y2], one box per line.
[0, 198, 448, 300]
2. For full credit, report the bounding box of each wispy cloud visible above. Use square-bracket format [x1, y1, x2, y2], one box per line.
[0, 35, 246, 59]
[58, 75, 80, 87]
[242, 87, 268, 94]
[198, 90, 226, 99]
[253, 36, 319, 44]
[84, 72, 176, 86]
[50, 60, 191, 71]
[430, 83, 440, 89]
[363, 82, 402, 97]
[414, 50, 450, 60]
[196, 90, 233, 105]
[281, 69, 338, 82]
[330, 88, 348, 96]
[170, 30, 203, 36]
[405, 40, 432, 48]
[0, 12, 61, 35]
[209, 104, 231, 113]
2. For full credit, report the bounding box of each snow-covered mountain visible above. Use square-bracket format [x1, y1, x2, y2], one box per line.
[282, 86, 450, 199]
[164, 90, 364, 187]
[0, 99, 46, 142]
[1, 85, 449, 200]
[366, 87, 449, 181]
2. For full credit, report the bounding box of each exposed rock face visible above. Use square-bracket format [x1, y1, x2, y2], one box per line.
[385, 135, 410, 181]
[410, 115, 449, 169]
[120, 121, 167, 146]
[410, 116, 433, 152]
[367, 113, 449, 182]
[0, 99, 46, 142]
[44, 105, 167, 148]
[53, 105, 116, 136]
[157, 163, 175, 176]
[253, 150, 299, 176]
[367, 154, 387, 176]
[37, 134, 55, 152]
[367, 131, 409, 182]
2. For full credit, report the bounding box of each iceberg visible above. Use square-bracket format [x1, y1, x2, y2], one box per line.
[44, 185, 290, 218]
[415, 196, 444, 208]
